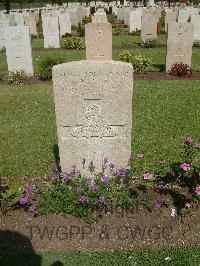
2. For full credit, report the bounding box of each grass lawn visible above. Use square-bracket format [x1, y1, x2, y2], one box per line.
[1, 246, 200, 265]
[1, 80, 200, 177]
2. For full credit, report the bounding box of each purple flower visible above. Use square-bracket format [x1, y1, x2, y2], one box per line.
[143, 172, 152, 180]
[117, 168, 126, 177]
[101, 176, 109, 183]
[50, 162, 58, 173]
[79, 195, 89, 202]
[195, 143, 200, 149]
[102, 157, 109, 170]
[19, 194, 29, 205]
[33, 176, 40, 181]
[52, 174, 59, 181]
[137, 153, 144, 158]
[195, 186, 200, 195]
[184, 137, 193, 143]
[64, 174, 71, 182]
[155, 202, 161, 209]
[99, 195, 105, 203]
[27, 185, 34, 194]
[109, 162, 115, 170]
[180, 163, 190, 171]
[29, 204, 37, 213]
[86, 179, 92, 186]
[92, 184, 99, 191]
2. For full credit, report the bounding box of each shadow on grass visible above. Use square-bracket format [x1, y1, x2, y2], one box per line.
[53, 144, 60, 166]
[0, 230, 64, 266]
[152, 64, 165, 72]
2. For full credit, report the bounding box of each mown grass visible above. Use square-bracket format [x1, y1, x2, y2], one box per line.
[1, 246, 200, 265]
[0, 80, 200, 177]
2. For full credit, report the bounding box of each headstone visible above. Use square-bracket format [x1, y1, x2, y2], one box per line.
[15, 13, 24, 26]
[92, 9, 108, 23]
[59, 12, 71, 36]
[166, 22, 194, 72]
[69, 8, 78, 26]
[85, 22, 112, 60]
[129, 10, 142, 32]
[24, 13, 37, 36]
[5, 26, 34, 75]
[178, 9, 190, 23]
[52, 60, 133, 173]
[8, 13, 16, 26]
[165, 11, 177, 32]
[141, 10, 157, 42]
[42, 14, 60, 48]
[0, 19, 9, 50]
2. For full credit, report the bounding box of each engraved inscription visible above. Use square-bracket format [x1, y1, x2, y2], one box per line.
[61, 99, 127, 139]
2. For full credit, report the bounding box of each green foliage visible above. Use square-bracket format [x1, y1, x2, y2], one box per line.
[159, 16, 165, 28]
[3, 70, 27, 84]
[193, 41, 200, 48]
[132, 54, 151, 73]
[119, 51, 151, 73]
[113, 24, 123, 35]
[82, 15, 92, 25]
[37, 55, 65, 80]
[76, 22, 85, 37]
[131, 28, 141, 36]
[63, 38, 85, 50]
[90, 6, 96, 15]
[169, 63, 193, 78]
[0, 178, 22, 214]
[119, 50, 132, 63]
[141, 39, 160, 48]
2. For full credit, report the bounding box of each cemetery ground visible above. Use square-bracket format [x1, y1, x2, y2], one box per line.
[1, 32, 200, 264]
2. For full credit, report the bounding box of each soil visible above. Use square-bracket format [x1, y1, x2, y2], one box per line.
[2, 71, 200, 87]
[0, 207, 200, 252]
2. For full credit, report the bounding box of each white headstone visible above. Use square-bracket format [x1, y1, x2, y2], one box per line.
[42, 14, 60, 48]
[59, 12, 71, 36]
[5, 26, 34, 75]
[52, 60, 133, 173]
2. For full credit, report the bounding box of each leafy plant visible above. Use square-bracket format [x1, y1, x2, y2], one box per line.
[0, 178, 22, 214]
[169, 63, 192, 78]
[132, 54, 151, 73]
[141, 39, 160, 48]
[76, 22, 85, 37]
[63, 38, 85, 50]
[113, 24, 123, 35]
[3, 70, 27, 84]
[37, 55, 65, 80]
[119, 51, 151, 73]
[131, 28, 141, 36]
[193, 41, 200, 48]
[119, 50, 132, 63]
[82, 16, 92, 25]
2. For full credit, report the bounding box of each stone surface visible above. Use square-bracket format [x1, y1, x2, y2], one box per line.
[92, 9, 108, 23]
[165, 11, 177, 32]
[52, 60, 133, 173]
[0, 19, 9, 50]
[129, 10, 142, 32]
[42, 14, 60, 48]
[15, 13, 24, 26]
[166, 22, 193, 72]
[5, 26, 34, 75]
[24, 13, 37, 36]
[85, 23, 112, 60]
[141, 10, 157, 42]
[59, 12, 71, 36]
[178, 9, 190, 23]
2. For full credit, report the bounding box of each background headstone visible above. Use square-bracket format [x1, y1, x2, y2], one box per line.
[42, 14, 60, 48]
[5, 26, 34, 75]
[166, 22, 194, 72]
[85, 22, 112, 60]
